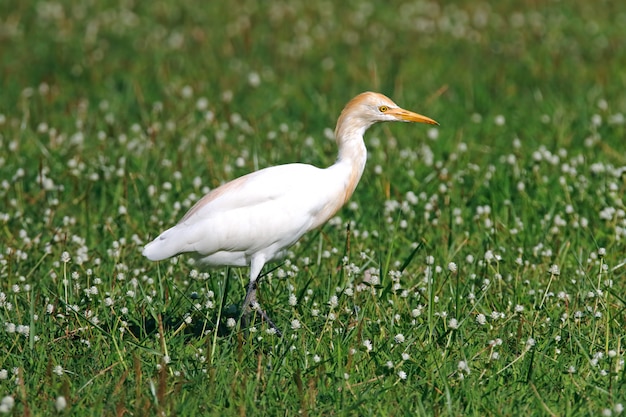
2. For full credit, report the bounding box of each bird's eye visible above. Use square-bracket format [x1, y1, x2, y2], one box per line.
[378, 105, 389, 112]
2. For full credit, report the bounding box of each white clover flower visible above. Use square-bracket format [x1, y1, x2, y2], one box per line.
[0, 396, 15, 413]
[289, 293, 298, 306]
[448, 262, 457, 273]
[411, 305, 423, 318]
[290, 319, 301, 330]
[427, 127, 439, 141]
[363, 339, 373, 352]
[196, 97, 209, 111]
[328, 295, 338, 308]
[448, 318, 459, 329]
[55, 396, 67, 412]
[248, 72, 261, 87]
[394, 334, 405, 344]
[491, 311, 504, 320]
[181, 85, 193, 98]
[61, 251, 71, 263]
[221, 90, 233, 103]
[591, 114, 602, 126]
[398, 370, 407, 380]
[549, 264, 560, 276]
[476, 314, 487, 325]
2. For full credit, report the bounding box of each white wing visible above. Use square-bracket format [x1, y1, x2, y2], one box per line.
[142, 163, 348, 262]
[179, 163, 317, 223]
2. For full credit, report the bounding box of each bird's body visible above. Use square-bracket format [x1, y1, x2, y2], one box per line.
[143, 92, 438, 333]
[144, 162, 353, 267]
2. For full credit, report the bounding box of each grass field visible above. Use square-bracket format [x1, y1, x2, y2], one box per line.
[1, 0, 625, 415]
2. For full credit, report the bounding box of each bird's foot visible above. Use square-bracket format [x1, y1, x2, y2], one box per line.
[240, 281, 282, 337]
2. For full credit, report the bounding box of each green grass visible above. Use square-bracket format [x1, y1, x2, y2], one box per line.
[1, 0, 625, 415]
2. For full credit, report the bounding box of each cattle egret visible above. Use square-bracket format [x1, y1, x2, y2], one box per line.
[143, 92, 438, 334]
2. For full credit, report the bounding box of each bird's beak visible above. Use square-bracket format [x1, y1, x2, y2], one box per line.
[389, 108, 439, 126]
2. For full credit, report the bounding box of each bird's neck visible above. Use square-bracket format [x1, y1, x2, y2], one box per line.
[334, 111, 370, 165]
[336, 134, 367, 168]
[333, 122, 368, 204]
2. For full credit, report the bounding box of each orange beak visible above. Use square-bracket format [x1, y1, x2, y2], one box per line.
[389, 108, 439, 125]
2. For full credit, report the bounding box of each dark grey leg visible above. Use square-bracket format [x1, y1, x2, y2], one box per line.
[240, 279, 282, 337]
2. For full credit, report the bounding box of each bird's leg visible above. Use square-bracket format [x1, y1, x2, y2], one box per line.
[240, 278, 283, 337]
[241, 279, 259, 317]
[240, 258, 283, 336]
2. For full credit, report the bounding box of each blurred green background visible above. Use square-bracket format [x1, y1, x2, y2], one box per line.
[0, 1, 624, 415]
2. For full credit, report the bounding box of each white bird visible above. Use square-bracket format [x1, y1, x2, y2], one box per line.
[143, 92, 438, 334]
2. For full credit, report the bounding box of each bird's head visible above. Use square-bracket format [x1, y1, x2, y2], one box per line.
[335, 92, 438, 140]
